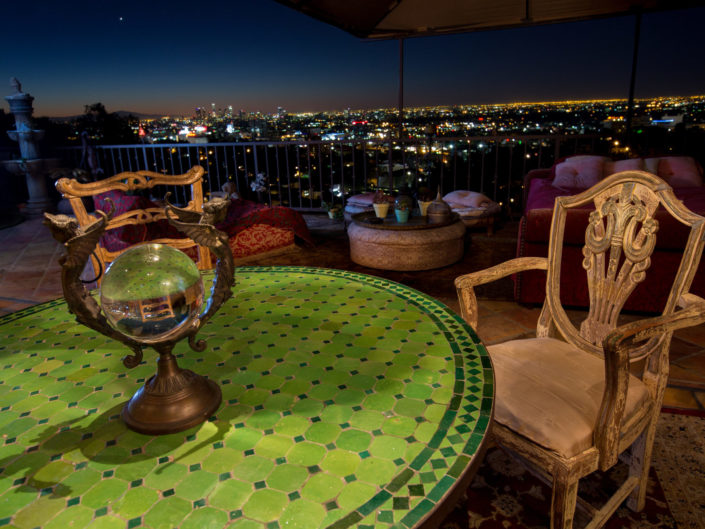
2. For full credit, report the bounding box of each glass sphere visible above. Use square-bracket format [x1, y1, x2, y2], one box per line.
[100, 244, 204, 342]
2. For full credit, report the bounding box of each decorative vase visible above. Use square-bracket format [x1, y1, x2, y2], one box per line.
[418, 200, 433, 216]
[373, 203, 390, 218]
[395, 209, 409, 223]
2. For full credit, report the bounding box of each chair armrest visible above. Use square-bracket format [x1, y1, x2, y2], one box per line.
[677, 292, 705, 310]
[605, 296, 705, 351]
[595, 297, 705, 468]
[455, 257, 548, 327]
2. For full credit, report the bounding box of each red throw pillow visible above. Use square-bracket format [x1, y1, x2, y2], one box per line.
[657, 157, 703, 187]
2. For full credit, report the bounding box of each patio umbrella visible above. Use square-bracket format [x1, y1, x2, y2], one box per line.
[274, 0, 701, 40]
[276, 0, 705, 140]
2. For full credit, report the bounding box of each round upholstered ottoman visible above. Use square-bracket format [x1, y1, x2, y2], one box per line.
[348, 218, 466, 271]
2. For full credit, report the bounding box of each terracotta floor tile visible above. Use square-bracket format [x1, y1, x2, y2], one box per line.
[673, 352, 705, 377]
[499, 306, 541, 330]
[474, 301, 502, 319]
[478, 300, 519, 313]
[672, 324, 705, 346]
[475, 313, 531, 345]
[0, 282, 42, 298]
[669, 337, 705, 361]
[35, 276, 63, 292]
[0, 254, 19, 267]
[1, 268, 44, 281]
[694, 391, 705, 409]
[668, 359, 705, 385]
[662, 387, 700, 409]
[0, 301, 32, 316]
[21, 247, 61, 261]
[32, 291, 63, 303]
[16, 259, 57, 273]
[0, 297, 33, 310]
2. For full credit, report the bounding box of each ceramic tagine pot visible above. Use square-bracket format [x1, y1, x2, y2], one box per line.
[426, 191, 453, 224]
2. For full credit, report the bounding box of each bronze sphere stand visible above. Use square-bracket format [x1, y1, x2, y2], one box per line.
[44, 196, 235, 435]
[122, 344, 222, 435]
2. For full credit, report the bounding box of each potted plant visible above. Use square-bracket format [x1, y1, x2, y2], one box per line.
[321, 201, 343, 220]
[416, 186, 434, 216]
[394, 195, 411, 223]
[372, 189, 393, 218]
[250, 172, 268, 202]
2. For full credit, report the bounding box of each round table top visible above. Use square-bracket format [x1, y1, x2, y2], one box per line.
[351, 211, 461, 231]
[0, 266, 493, 529]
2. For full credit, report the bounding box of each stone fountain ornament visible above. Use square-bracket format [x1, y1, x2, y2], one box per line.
[43, 196, 235, 435]
[3, 78, 60, 216]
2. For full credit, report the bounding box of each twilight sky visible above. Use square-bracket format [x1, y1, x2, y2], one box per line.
[2, 1, 704, 117]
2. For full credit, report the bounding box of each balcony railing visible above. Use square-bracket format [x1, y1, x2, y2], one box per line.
[58, 134, 608, 216]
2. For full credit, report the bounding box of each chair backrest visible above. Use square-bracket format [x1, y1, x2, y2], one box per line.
[55, 166, 212, 280]
[538, 170, 705, 356]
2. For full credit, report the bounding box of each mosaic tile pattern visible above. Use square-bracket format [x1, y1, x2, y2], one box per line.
[0, 266, 493, 528]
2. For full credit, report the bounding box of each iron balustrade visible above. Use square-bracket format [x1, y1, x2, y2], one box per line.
[56, 135, 608, 217]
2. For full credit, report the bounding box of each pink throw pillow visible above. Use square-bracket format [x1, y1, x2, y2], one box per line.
[603, 158, 644, 176]
[553, 157, 605, 189]
[657, 157, 703, 187]
[443, 190, 493, 208]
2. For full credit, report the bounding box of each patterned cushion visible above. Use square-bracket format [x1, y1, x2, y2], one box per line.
[228, 224, 294, 258]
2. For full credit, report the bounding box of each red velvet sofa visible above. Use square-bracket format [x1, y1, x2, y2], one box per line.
[515, 155, 705, 313]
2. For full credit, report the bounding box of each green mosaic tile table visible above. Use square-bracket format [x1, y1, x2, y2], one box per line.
[0, 266, 493, 529]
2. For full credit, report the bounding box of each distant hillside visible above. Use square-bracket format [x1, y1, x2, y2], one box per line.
[49, 110, 168, 122]
[114, 110, 167, 119]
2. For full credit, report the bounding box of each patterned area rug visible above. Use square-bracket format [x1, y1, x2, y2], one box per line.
[439, 412, 705, 528]
[652, 413, 705, 528]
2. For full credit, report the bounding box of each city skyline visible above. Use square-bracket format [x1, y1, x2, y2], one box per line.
[3, 1, 705, 118]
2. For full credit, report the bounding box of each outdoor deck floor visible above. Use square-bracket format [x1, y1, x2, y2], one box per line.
[1, 214, 703, 413]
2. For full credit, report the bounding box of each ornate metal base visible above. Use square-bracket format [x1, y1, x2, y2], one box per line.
[122, 353, 222, 435]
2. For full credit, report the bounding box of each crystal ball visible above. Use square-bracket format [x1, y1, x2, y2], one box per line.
[100, 244, 204, 342]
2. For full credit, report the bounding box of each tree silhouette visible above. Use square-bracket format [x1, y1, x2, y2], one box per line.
[75, 103, 138, 145]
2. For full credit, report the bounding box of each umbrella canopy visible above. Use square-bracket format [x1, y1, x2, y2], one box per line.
[275, 0, 704, 40]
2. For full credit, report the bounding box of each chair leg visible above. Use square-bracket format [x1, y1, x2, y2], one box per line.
[627, 420, 657, 511]
[551, 471, 579, 529]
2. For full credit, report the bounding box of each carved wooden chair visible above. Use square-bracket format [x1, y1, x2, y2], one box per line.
[55, 166, 212, 280]
[455, 170, 705, 528]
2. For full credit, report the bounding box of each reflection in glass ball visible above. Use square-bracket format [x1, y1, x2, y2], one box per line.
[100, 244, 204, 342]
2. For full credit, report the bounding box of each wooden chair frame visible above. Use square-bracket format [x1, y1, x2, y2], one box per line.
[55, 166, 212, 279]
[455, 170, 705, 528]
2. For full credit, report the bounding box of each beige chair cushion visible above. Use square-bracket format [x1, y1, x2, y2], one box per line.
[489, 337, 652, 459]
